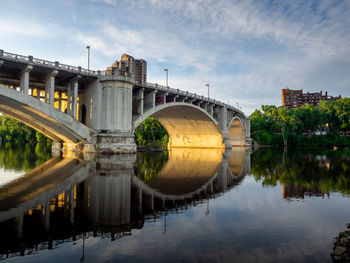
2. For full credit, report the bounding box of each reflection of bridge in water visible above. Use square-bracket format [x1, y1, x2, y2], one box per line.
[0, 148, 250, 259]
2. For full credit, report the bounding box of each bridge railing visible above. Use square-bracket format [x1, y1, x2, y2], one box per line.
[139, 81, 243, 112]
[0, 49, 99, 77]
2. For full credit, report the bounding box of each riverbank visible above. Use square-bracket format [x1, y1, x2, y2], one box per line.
[333, 223, 350, 262]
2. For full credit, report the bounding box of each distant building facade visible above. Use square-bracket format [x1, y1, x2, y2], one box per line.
[281, 88, 341, 108]
[107, 54, 147, 84]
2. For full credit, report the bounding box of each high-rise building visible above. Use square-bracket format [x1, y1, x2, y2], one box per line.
[107, 54, 147, 84]
[281, 87, 341, 108]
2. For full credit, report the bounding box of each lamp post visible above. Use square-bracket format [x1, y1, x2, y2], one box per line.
[206, 84, 209, 98]
[86, 46, 90, 70]
[164, 69, 168, 88]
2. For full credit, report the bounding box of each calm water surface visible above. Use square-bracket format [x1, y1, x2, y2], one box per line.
[0, 144, 349, 263]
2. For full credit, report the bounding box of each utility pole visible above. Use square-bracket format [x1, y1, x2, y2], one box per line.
[86, 46, 90, 70]
[206, 84, 209, 98]
[164, 69, 168, 88]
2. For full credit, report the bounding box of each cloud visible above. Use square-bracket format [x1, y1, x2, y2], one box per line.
[0, 18, 52, 37]
[3, 0, 348, 115]
[74, 22, 219, 73]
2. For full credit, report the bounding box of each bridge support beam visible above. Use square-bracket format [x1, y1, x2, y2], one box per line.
[45, 70, 58, 106]
[20, 65, 33, 95]
[67, 78, 79, 119]
[144, 90, 156, 111]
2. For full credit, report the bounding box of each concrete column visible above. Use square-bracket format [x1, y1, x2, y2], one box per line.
[0, 60, 3, 67]
[36, 88, 41, 99]
[45, 70, 58, 106]
[144, 90, 156, 111]
[246, 118, 251, 138]
[138, 88, 144, 115]
[219, 105, 231, 148]
[72, 80, 78, 119]
[17, 214, 24, 239]
[67, 84, 72, 115]
[67, 77, 79, 118]
[218, 105, 228, 132]
[45, 201, 50, 232]
[20, 65, 33, 95]
[58, 92, 62, 111]
[70, 189, 74, 224]
[51, 141, 62, 156]
[138, 188, 142, 214]
[207, 104, 214, 116]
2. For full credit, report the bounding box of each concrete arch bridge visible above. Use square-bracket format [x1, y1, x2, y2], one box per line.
[0, 49, 251, 153]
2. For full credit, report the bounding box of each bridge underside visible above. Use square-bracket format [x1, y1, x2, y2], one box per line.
[149, 105, 224, 148]
[228, 119, 246, 146]
[0, 85, 93, 144]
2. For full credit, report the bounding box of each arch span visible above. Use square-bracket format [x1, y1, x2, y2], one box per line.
[0, 85, 94, 144]
[227, 116, 246, 146]
[133, 103, 225, 148]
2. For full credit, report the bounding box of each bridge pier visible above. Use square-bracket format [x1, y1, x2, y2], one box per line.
[20, 65, 32, 95]
[44, 70, 58, 106]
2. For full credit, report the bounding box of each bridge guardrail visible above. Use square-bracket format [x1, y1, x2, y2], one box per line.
[0, 49, 99, 77]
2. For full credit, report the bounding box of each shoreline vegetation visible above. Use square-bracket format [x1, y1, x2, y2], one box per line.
[251, 98, 350, 148]
[0, 98, 348, 150]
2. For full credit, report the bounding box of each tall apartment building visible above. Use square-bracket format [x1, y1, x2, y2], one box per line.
[107, 54, 147, 84]
[282, 88, 341, 108]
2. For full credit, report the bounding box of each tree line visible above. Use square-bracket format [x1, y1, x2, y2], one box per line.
[0, 115, 51, 144]
[251, 98, 350, 147]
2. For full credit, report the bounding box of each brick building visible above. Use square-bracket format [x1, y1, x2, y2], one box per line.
[282, 88, 341, 108]
[107, 54, 147, 84]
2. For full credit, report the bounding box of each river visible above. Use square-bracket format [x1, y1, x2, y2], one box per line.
[0, 143, 349, 262]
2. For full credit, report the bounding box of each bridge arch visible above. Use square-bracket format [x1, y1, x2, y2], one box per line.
[133, 103, 225, 148]
[0, 85, 94, 144]
[227, 115, 247, 146]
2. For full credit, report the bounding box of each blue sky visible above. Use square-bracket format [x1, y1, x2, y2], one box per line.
[1, 0, 349, 114]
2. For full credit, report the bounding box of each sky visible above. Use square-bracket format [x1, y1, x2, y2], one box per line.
[0, 0, 349, 115]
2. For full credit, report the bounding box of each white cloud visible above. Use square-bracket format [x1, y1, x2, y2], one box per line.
[0, 18, 52, 37]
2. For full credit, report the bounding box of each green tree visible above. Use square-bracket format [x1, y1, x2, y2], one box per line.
[134, 117, 169, 149]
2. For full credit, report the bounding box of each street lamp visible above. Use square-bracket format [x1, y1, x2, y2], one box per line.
[206, 84, 209, 98]
[164, 69, 168, 88]
[86, 46, 90, 70]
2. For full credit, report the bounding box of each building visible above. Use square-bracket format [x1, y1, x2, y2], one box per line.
[282, 88, 341, 108]
[107, 54, 147, 84]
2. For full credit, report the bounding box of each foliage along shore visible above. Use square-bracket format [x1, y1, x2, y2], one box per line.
[251, 98, 350, 148]
[0, 115, 51, 144]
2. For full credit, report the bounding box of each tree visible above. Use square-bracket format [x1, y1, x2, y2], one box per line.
[134, 117, 169, 148]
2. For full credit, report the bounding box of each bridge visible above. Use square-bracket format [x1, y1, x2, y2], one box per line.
[0, 49, 251, 153]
